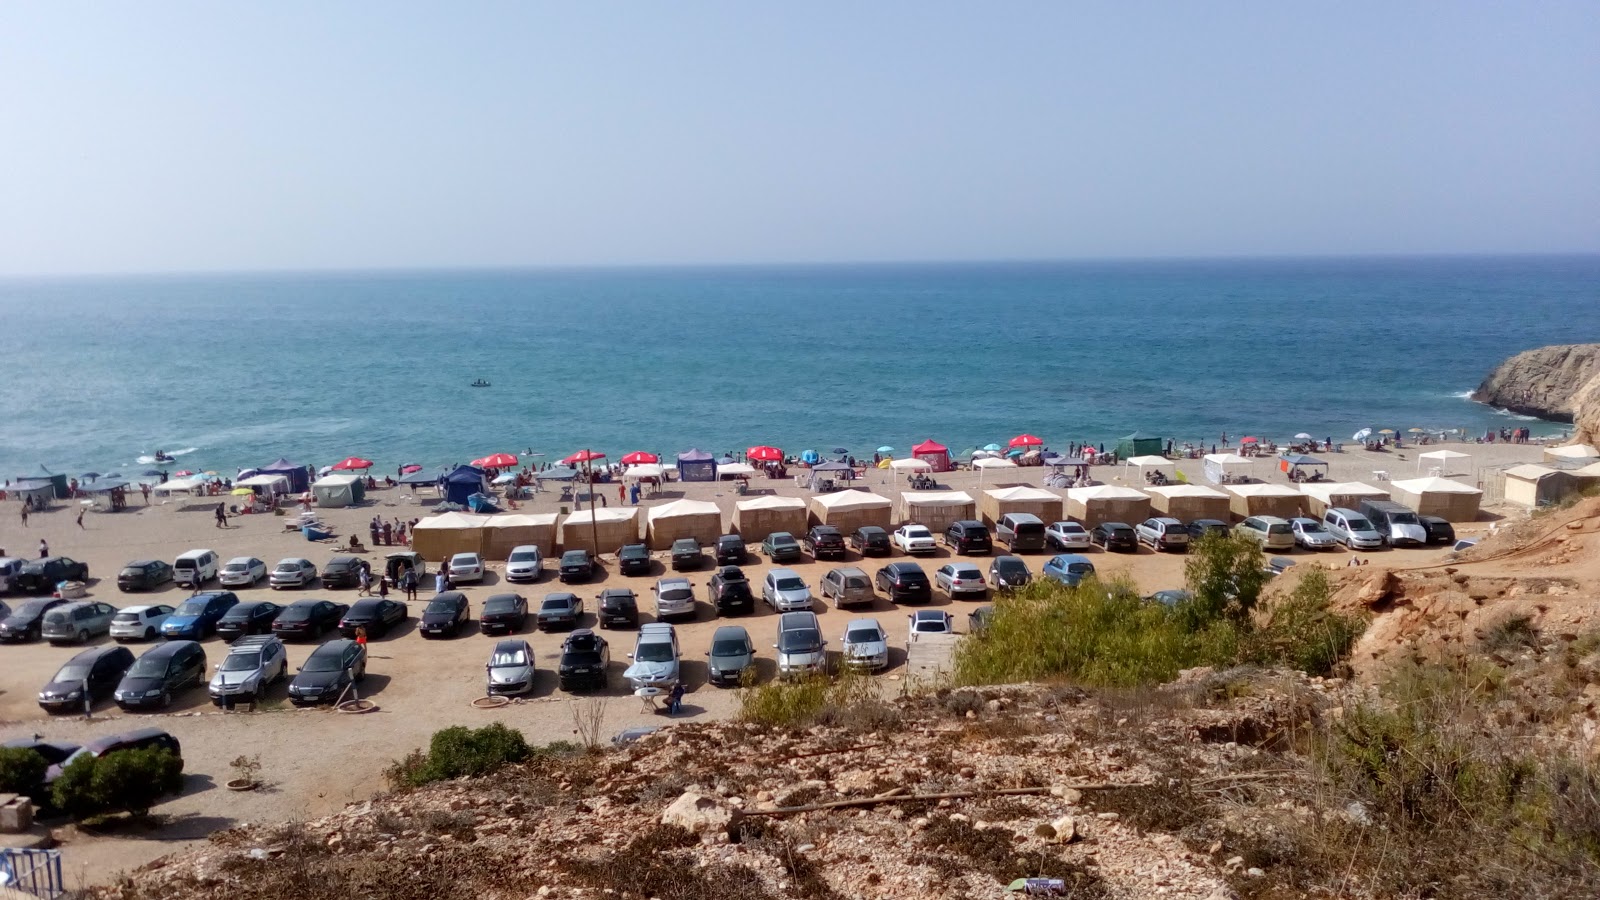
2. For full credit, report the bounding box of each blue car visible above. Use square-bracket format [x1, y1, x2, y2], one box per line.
[1041, 554, 1096, 587]
[160, 592, 239, 640]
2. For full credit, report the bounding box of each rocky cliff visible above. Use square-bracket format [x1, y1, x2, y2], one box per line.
[1472, 343, 1600, 422]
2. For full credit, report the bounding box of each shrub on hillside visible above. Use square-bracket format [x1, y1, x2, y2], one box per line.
[1182, 530, 1271, 625]
[385, 723, 532, 789]
[1247, 567, 1365, 677]
[0, 747, 49, 802]
[738, 668, 878, 729]
[49, 748, 183, 819]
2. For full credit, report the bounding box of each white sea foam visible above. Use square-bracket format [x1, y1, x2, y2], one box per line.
[1451, 390, 1475, 400]
[135, 447, 199, 464]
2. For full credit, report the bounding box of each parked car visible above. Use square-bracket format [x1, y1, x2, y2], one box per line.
[559, 549, 598, 583]
[819, 566, 874, 608]
[1236, 516, 1295, 551]
[908, 609, 953, 640]
[1323, 508, 1386, 551]
[1146, 589, 1193, 607]
[709, 566, 756, 615]
[172, 550, 219, 589]
[892, 525, 937, 555]
[215, 600, 282, 641]
[420, 591, 470, 638]
[1419, 516, 1457, 546]
[1289, 517, 1339, 551]
[0, 737, 81, 767]
[875, 562, 932, 603]
[478, 593, 529, 635]
[670, 539, 706, 571]
[218, 556, 267, 588]
[117, 560, 174, 592]
[1452, 538, 1479, 553]
[110, 604, 174, 642]
[38, 645, 134, 713]
[504, 545, 544, 583]
[653, 577, 697, 621]
[15, 557, 89, 594]
[597, 588, 640, 629]
[209, 634, 289, 707]
[1186, 519, 1232, 540]
[840, 617, 889, 671]
[942, 520, 993, 555]
[271, 599, 349, 641]
[761, 532, 804, 563]
[624, 622, 680, 690]
[706, 624, 756, 686]
[287, 638, 366, 706]
[0, 598, 67, 643]
[968, 605, 995, 634]
[616, 543, 653, 577]
[1091, 522, 1138, 552]
[1135, 517, 1190, 553]
[269, 558, 317, 589]
[1264, 556, 1297, 577]
[537, 592, 585, 631]
[557, 629, 610, 691]
[935, 562, 988, 599]
[41, 601, 117, 645]
[849, 525, 892, 556]
[714, 534, 746, 565]
[988, 555, 1032, 591]
[46, 728, 182, 785]
[448, 552, 485, 584]
[1041, 554, 1096, 587]
[338, 598, 407, 638]
[762, 568, 813, 612]
[1045, 521, 1093, 551]
[774, 611, 827, 678]
[160, 592, 239, 640]
[485, 639, 536, 696]
[0, 557, 22, 594]
[320, 556, 365, 589]
[803, 526, 847, 561]
[995, 513, 1047, 552]
[114, 640, 206, 710]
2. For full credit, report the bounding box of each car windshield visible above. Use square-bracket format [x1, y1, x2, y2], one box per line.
[1350, 518, 1375, 530]
[779, 630, 821, 652]
[425, 598, 458, 614]
[451, 556, 477, 566]
[1299, 522, 1325, 532]
[303, 651, 346, 673]
[175, 600, 209, 616]
[660, 588, 691, 601]
[221, 605, 256, 620]
[635, 641, 674, 662]
[905, 528, 929, 537]
[711, 639, 748, 656]
[1068, 563, 1094, 575]
[491, 649, 529, 666]
[221, 653, 260, 672]
[540, 598, 570, 611]
[621, 547, 646, 557]
[563, 649, 601, 664]
[275, 562, 300, 572]
[996, 561, 1026, 575]
[53, 663, 93, 682]
[954, 568, 981, 578]
[485, 598, 520, 613]
[720, 571, 746, 583]
[775, 577, 805, 591]
[278, 605, 312, 621]
[601, 593, 633, 608]
[223, 563, 247, 572]
[43, 610, 71, 625]
[112, 612, 143, 624]
[772, 536, 796, 546]
[846, 627, 883, 643]
[127, 656, 167, 677]
[509, 551, 538, 562]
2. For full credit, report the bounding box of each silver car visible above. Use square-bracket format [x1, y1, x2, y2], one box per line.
[762, 568, 813, 612]
[653, 577, 696, 620]
[504, 545, 543, 583]
[41, 602, 118, 645]
[775, 611, 827, 678]
[485, 639, 535, 696]
[840, 617, 889, 672]
[269, 558, 317, 589]
[1289, 517, 1338, 550]
[219, 557, 267, 587]
[110, 605, 174, 643]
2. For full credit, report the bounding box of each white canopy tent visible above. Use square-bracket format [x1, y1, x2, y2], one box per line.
[972, 456, 1018, 488]
[236, 473, 291, 495]
[1417, 449, 1473, 476]
[1124, 455, 1175, 478]
[1544, 444, 1600, 463]
[889, 458, 933, 472]
[717, 462, 756, 479]
[152, 476, 209, 496]
[1202, 453, 1254, 484]
[623, 464, 666, 481]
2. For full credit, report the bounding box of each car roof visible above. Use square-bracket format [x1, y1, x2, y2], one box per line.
[450, 552, 480, 559]
[949, 562, 983, 572]
[638, 622, 676, 638]
[510, 544, 540, 552]
[492, 639, 530, 654]
[912, 609, 948, 620]
[562, 548, 591, 557]
[812, 525, 841, 533]
[327, 556, 358, 564]
[309, 639, 357, 658]
[599, 587, 636, 598]
[137, 639, 195, 659]
[672, 537, 699, 545]
[119, 604, 160, 614]
[1050, 554, 1092, 565]
[177, 549, 216, 559]
[1052, 520, 1086, 529]
[1150, 517, 1183, 525]
[885, 561, 923, 573]
[231, 599, 275, 610]
[993, 555, 1027, 565]
[1288, 517, 1319, 525]
[657, 576, 691, 587]
[1252, 515, 1291, 524]
[717, 534, 741, 542]
[779, 611, 819, 629]
[954, 519, 985, 528]
[84, 727, 173, 753]
[711, 625, 750, 641]
[49, 600, 96, 612]
[348, 597, 386, 610]
[541, 593, 577, 604]
[124, 559, 160, 567]
[828, 566, 868, 578]
[1100, 521, 1133, 529]
[285, 598, 326, 608]
[224, 556, 259, 564]
[66, 644, 130, 665]
[188, 591, 235, 602]
[857, 525, 886, 533]
[767, 531, 796, 540]
[715, 565, 745, 576]
[485, 592, 525, 603]
[768, 567, 800, 578]
[845, 617, 883, 630]
[430, 591, 468, 602]
[901, 524, 931, 531]
[564, 628, 598, 642]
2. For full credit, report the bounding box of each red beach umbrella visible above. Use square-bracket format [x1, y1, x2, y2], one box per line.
[747, 445, 783, 462]
[620, 451, 659, 464]
[563, 449, 607, 465]
[331, 456, 374, 471]
[1008, 434, 1043, 448]
[174, 470, 194, 477]
[472, 452, 519, 468]
[399, 464, 422, 474]
[1239, 436, 1260, 444]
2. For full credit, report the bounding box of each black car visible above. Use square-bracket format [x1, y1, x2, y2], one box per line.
[287, 639, 366, 706]
[38, 645, 134, 714]
[271, 599, 349, 641]
[1187, 519, 1231, 540]
[714, 534, 746, 565]
[1419, 515, 1457, 545]
[0, 737, 81, 767]
[557, 629, 610, 691]
[1092, 522, 1139, 553]
[559, 550, 598, 583]
[536, 592, 584, 631]
[478, 593, 528, 635]
[420, 591, 470, 638]
[216, 601, 283, 642]
[875, 562, 933, 604]
[617, 543, 653, 577]
[45, 728, 182, 784]
[113, 640, 206, 710]
[117, 560, 174, 592]
[670, 539, 705, 571]
[321, 556, 365, 589]
[849, 526, 892, 556]
[942, 520, 993, 555]
[338, 598, 408, 638]
[596, 588, 639, 629]
[0, 598, 68, 643]
[804, 526, 847, 560]
[708, 566, 756, 615]
[989, 555, 1032, 590]
[15, 557, 89, 594]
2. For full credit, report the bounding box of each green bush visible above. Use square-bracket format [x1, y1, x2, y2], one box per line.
[386, 723, 532, 788]
[1248, 567, 1365, 677]
[49, 748, 183, 819]
[1182, 530, 1271, 625]
[0, 747, 48, 802]
[738, 668, 876, 729]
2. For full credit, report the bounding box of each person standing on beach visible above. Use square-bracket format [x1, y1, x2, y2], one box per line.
[358, 566, 371, 597]
[215, 503, 227, 528]
[618, 482, 625, 505]
[76, 508, 85, 529]
[20, 504, 28, 527]
[402, 568, 418, 601]
[39, 538, 49, 558]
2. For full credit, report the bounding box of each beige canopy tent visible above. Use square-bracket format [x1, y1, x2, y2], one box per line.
[1544, 444, 1600, 463]
[645, 499, 724, 550]
[236, 473, 291, 499]
[898, 490, 976, 532]
[1387, 477, 1482, 522]
[482, 512, 560, 558]
[979, 486, 1063, 527]
[731, 495, 807, 541]
[411, 511, 492, 561]
[1224, 483, 1305, 520]
[1299, 482, 1390, 518]
[971, 456, 1018, 489]
[1503, 464, 1591, 508]
[809, 489, 893, 533]
[558, 507, 641, 555]
[1416, 449, 1473, 476]
[1064, 485, 1151, 527]
[1145, 484, 1229, 522]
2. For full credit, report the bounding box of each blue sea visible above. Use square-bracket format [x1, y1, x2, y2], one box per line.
[1, 256, 1597, 479]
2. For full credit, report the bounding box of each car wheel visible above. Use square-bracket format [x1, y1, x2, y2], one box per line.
[159, 690, 171, 708]
[77, 629, 89, 643]
[144, 627, 155, 640]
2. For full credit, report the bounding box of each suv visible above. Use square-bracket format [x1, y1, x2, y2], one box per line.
[762, 532, 804, 563]
[1420, 516, 1456, 545]
[115, 640, 207, 710]
[819, 566, 874, 608]
[15, 557, 89, 594]
[47, 728, 182, 784]
[616, 544, 653, 577]
[161, 591, 239, 640]
[670, 539, 706, 571]
[1090, 522, 1138, 552]
[849, 526, 892, 556]
[209, 634, 289, 707]
[762, 568, 813, 612]
[804, 526, 847, 561]
[775, 611, 827, 678]
[117, 560, 173, 592]
[288, 639, 367, 707]
[942, 520, 993, 555]
[714, 535, 746, 565]
[559, 550, 598, 583]
[557, 629, 610, 691]
[38, 645, 134, 713]
[624, 623, 680, 690]
[321, 556, 364, 589]
[1236, 516, 1295, 551]
[1134, 517, 1189, 552]
[41, 601, 117, 645]
[875, 562, 932, 603]
[597, 588, 640, 629]
[708, 566, 756, 615]
[653, 577, 696, 620]
[215, 601, 282, 641]
[1358, 500, 1429, 548]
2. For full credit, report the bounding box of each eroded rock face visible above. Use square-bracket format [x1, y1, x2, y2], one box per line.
[1472, 343, 1600, 422]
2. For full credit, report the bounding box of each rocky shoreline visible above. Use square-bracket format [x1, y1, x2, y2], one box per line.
[1472, 343, 1600, 423]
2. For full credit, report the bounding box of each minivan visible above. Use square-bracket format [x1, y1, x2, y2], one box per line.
[0, 557, 22, 593]
[819, 567, 874, 608]
[774, 611, 827, 678]
[38, 645, 134, 713]
[1358, 500, 1429, 548]
[114, 640, 207, 710]
[995, 513, 1047, 553]
[46, 728, 182, 784]
[41, 601, 118, 645]
[942, 520, 993, 555]
[173, 549, 219, 588]
[1323, 508, 1386, 551]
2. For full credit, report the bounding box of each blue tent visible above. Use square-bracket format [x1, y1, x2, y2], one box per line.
[676, 449, 718, 482]
[397, 469, 442, 486]
[17, 465, 69, 499]
[443, 465, 489, 506]
[258, 458, 310, 493]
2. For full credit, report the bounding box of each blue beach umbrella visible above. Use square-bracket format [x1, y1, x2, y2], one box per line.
[800, 450, 820, 464]
[983, 443, 1002, 452]
[876, 445, 894, 454]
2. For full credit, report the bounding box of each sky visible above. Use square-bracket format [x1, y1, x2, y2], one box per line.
[0, 3, 1596, 275]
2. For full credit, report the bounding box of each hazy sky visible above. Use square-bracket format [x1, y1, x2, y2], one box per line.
[1, 3, 1596, 275]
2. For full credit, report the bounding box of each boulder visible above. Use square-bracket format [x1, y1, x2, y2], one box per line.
[1472, 343, 1600, 422]
[661, 791, 744, 840]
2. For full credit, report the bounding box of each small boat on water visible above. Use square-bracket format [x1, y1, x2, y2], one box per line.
[471, 379, 491, 388]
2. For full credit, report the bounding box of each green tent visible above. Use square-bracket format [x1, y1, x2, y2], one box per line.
[1115, 431, 1164, 459]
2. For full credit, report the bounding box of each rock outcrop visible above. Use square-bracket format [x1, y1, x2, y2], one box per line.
[1472, 343, 1600, 422]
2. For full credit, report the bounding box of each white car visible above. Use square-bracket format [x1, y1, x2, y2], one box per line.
[892, 525, 937, 555]
[1045, 521, 1092, 551]
[908, 609, 953, 641]
[653, 576, 697, 620]
[219, 557, 267, 587]
[1288, 517, 1339, 551]
[1134, 517, 1189, 552]
[934, 563, 988, 598]
[840, 617, 889, 671]
[504, 546, 543, 583]
[269, 558, 317, 589]
[449, 553, 485, 584]
[109, 605, 174, 642]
